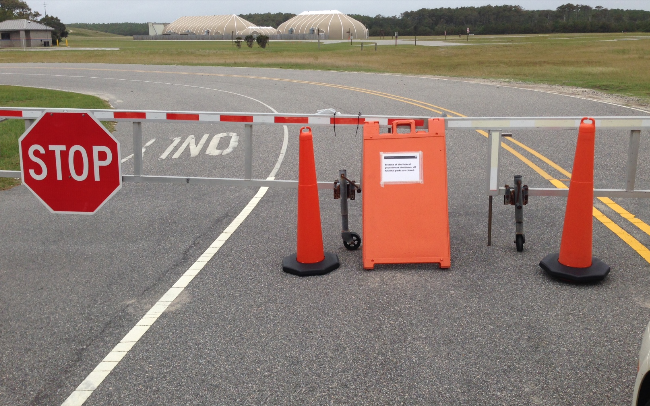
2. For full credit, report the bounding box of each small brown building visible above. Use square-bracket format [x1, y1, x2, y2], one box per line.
[0, 19, 54, 48]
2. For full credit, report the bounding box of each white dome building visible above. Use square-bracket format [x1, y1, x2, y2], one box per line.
[277, 10, 368, 40]
[164, 15, 276, 36]
[240, 26, 277, 36]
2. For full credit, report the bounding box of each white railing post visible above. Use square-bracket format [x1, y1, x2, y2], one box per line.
[244, 124, 253, 180]
[486, 130, 501, 196]
[626, 130, 641, 192]
[133, 122, 143, 177]
[486, 130, 502, 246]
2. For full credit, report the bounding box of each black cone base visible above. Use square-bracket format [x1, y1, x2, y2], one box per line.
[539, 253, 610, 283]
[282, 252, 340, 277]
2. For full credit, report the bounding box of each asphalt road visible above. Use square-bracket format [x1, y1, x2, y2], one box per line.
[1, 63, 650, 406]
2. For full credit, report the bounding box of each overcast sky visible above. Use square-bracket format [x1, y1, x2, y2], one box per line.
[26, 0, 650, 24]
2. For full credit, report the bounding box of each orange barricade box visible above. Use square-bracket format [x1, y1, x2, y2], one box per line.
[362, 119, 450, 269]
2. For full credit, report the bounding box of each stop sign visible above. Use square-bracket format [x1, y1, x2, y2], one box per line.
[19, 112, 121, 214]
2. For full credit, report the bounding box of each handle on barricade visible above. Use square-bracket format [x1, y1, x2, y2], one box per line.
[391, 120, 416, 135]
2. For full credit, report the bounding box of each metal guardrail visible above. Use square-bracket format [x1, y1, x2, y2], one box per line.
[485, 128, 647, 199]
[1, 108, 649, 199]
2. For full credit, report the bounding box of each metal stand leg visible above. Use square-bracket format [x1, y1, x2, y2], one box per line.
[505, 175, 528, 252]
[335, 169, 361, 250]
[340, 169, 350, 238]
[503, 175, 528, 252]
[514, 175, 526, 252]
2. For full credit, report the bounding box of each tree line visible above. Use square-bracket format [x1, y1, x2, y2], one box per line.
[237, 5, 650, 35]
[240, 13, 295, 28]
[350, 4, 650, 36]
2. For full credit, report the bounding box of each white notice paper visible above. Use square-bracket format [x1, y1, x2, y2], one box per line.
[380, 152, 423, 186]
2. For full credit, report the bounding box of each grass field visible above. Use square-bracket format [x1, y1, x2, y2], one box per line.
[1, 32, 649, 102]
[65, 27, 125, 38]
[0, 86, 112, 190]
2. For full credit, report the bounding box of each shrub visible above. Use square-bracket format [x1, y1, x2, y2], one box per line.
[244, 35, 255, 48]
[256, 35, 269, 48]
[234, 36, 242, 48]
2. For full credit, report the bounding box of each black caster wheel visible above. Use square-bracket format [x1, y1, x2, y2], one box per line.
[515, 234, 525, 252]
[343, 232, 361, 250]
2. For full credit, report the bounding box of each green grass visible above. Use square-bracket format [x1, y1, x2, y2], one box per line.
[1, 32, 648, 103]
[65, 27, 125, 38]
[0, 86, 112, 190]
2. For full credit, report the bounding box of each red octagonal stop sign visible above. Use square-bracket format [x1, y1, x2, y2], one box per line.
[19, 112, 122, 214]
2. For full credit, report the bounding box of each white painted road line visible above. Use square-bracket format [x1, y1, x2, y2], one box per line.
[158, 137, 181, 160]
[121, 138, 156, 163]
[61, 96, 289, 406]
[172, 134, 210, 159]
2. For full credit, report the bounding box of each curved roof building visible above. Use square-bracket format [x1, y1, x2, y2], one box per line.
[277, 10, 368, 40]
[240, 26, 277, 36]
[164, 15, 276, 36]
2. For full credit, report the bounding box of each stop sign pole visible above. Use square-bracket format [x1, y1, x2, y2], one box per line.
[19, 112, 122, 214]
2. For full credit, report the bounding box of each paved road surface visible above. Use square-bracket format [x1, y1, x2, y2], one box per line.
[1, 64, 650, 405]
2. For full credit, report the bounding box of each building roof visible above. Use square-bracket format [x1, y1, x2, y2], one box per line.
[277, 11, 367, 40]
[0, 19, 55, 32]
[298, 10, 345, 15]
[240, 26, 278, 36]
[164, 15, 259, 36]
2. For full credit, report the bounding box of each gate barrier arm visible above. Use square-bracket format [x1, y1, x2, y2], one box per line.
[1, 108, 649, 199]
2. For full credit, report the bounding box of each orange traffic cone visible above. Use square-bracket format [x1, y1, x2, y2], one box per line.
[540, 118, 610, 283]
[283, 127, 340, 276]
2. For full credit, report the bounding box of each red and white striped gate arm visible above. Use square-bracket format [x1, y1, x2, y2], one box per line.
[1, 108, 649, 129]
[2, 107, 649, 199]
[0, 107, 428, 127]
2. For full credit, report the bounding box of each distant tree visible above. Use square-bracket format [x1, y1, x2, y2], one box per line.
[244, 34, 254, 47]
[40, 15, 68, 42]
[0, 0, 41, 21]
